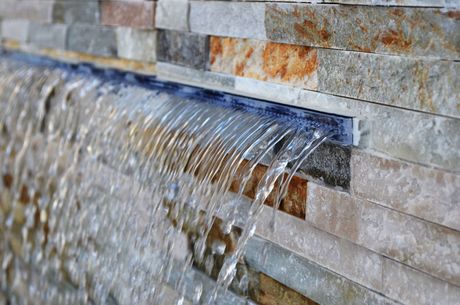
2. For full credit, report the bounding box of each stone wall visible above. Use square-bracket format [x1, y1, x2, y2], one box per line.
[1, 1, 459, 304]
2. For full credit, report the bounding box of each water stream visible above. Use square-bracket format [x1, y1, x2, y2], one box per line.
[0, 57, 329, 305]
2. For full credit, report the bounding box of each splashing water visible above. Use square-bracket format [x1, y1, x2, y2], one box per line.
[0, 57, 329, 305]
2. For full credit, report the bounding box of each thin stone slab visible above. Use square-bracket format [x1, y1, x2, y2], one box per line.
[317, 49, 460, 118]
[28, 23, 67, 50]
[351, 150, 460, 231]
[0, 0, 54, 23]
[190, 2, 266, 40]
[1, 19, 30, 43]
[157, 30, 209, 69]
[307, 183, 460, 286]
[66, 24, 117, 57]
[116, 28, 156, 62]
[156, 0, 189, 31]
[245, 236, 399, 305]
[265, 4, 460, 60]
[52, 1, 100, 24]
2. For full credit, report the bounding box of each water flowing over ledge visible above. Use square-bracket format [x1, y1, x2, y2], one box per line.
[0, 52, 352, 305]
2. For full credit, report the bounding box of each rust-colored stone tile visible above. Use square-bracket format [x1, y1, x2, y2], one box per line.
[229, 160, 307, 219]
[101, 1, 155, 30]
[266, 4, 460, 60]
[256, 273, 319, 305]
[210, 36, 318, 90]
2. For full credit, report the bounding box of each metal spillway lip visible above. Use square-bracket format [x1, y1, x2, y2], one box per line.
[1, 50, 353, 146]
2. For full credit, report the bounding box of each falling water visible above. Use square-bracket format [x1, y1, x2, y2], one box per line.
[0, 57, 329, 305]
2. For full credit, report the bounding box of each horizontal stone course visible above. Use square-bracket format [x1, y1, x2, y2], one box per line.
[265, 3, 460, 60]
[351, 150, 460, 231]
[307, 182, 460, 285]
[208, 35, 460, 118]
[101, 1, 156, 29]
[199, 0, 459, 7]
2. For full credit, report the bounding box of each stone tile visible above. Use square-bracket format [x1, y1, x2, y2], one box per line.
[307, 183, 460, 285]
[190, 2, 266, 40]
[66, 24, 117, 57]
[317, 48, 460, 118]
[256, 273, 319, 305]
[245, 236, 398, 305]
[266, 4, 460, 60]
[101, 1, 155, 29]
[28, 23, 67, 50]
[351, 150, 460, 231]
[300, 141, 350, 190]
[1, 19, 29, 43]
[210, 37, 318, 90]
[156, 0, 189, 31]
[382, 258, 460, 305]
[52, 1, 100, 24]
[217, 198, 385, 292]
[157, 62, 235, 90]
[157, 30, 208, 69]
[116, 28, 156, 62]
[0, 0, 54, 23]
[297, 90, 460, 172]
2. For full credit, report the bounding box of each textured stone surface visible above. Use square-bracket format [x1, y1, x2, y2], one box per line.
[229, 161, 308, 219]
[52, 1, 100, 24]
[190, 2, 266, 40]
[307, 183, 460, 285]
[66, 24, 117, 57]
[0, 0, 54, 23]
[101, 1, 155, 29]
[210, 37, 318, 90]
[204, 0, 458, 6]
[1, 19, 29, 42]
[156, 0, 189, 31]
[382, 257, 460, 305]
[300, 141, 350, 190]
[245, 237, 398, 305]
[157, 62, 235, 90]
[28, 23, 67, 50]
[157, 30, 208, 69]
[266, 4, 460, 60]
[318, 48, 460, 118]
[116, 28, 156, 62]
[298, 90, 460, 171]
[351, 150, 460, 231]
[256, 273, 319, 305]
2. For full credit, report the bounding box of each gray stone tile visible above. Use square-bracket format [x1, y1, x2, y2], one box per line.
[307, 183, 460, 286]
[0, 0, 54, 23]
[157, 29, 209, 70]
[66, 24, 117, 57]
[1, 19, 30, 42]
[156, 0, 189, 31]
[116, 28, 156, 62]
[266, 4, 460, 60]
[28, 23, 67, 50]
[190, 2, 266, 40]
[317, 49, 460, 118]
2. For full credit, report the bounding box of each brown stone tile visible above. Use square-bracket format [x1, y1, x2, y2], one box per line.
[101, 1, 156, 30]
[210, 36, 318, 90]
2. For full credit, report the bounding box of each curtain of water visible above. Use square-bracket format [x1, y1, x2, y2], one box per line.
[0, 59, 328, 305]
